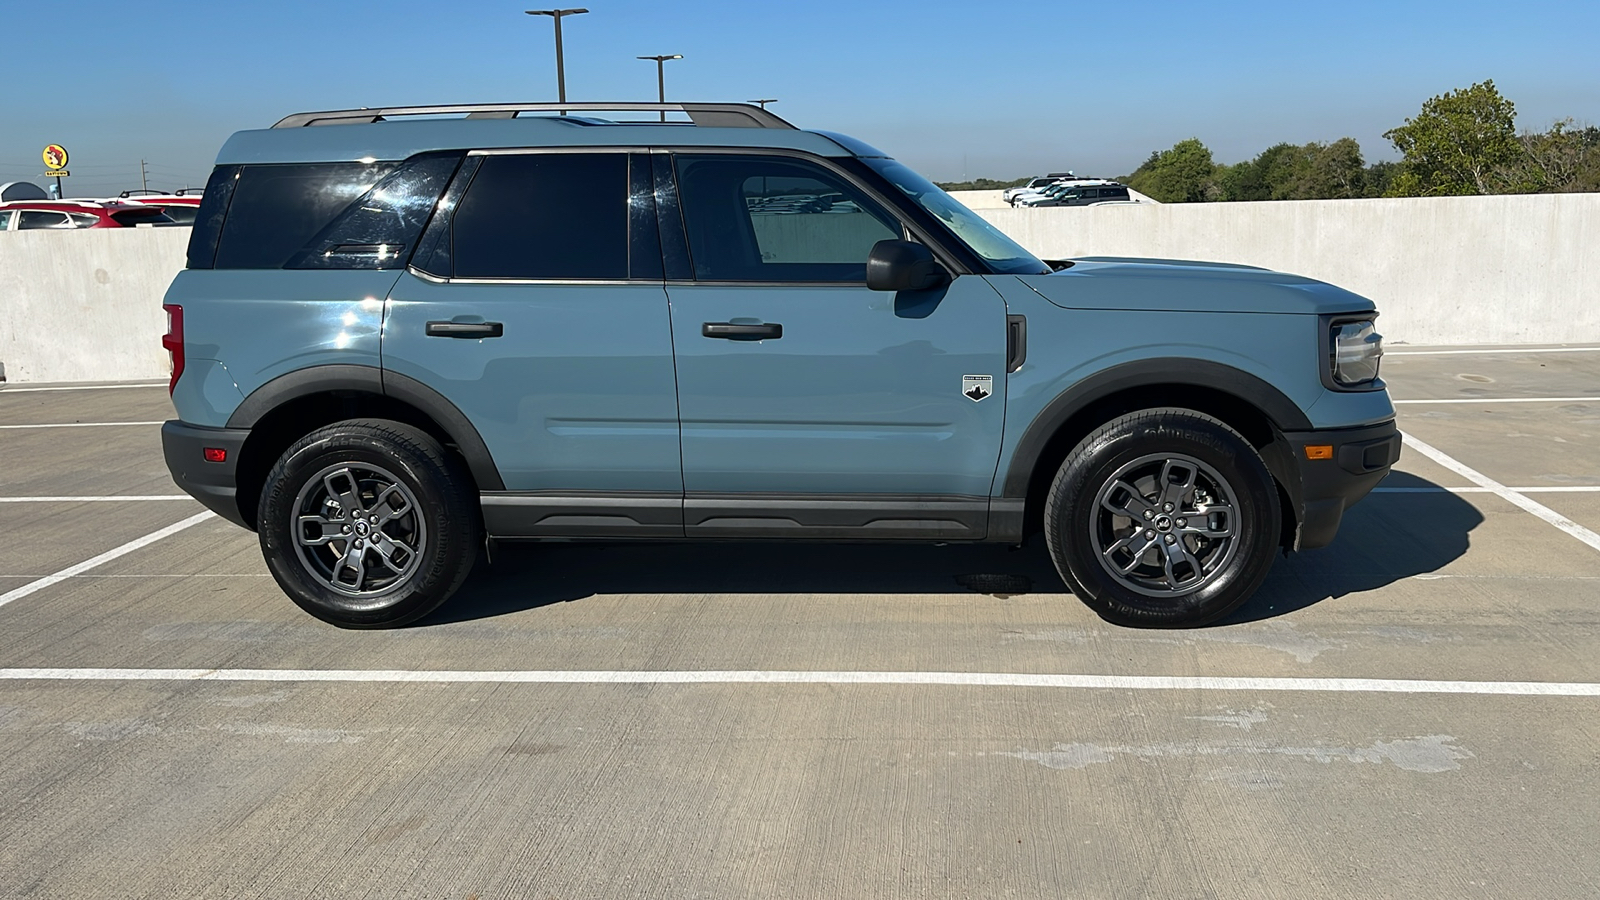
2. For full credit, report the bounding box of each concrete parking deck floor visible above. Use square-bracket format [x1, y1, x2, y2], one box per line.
[2, 350, 1598, 899]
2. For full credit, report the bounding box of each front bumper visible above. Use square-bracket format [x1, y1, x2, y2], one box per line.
[1276, 420, 1400, 550]
[162, 420, 251, 529]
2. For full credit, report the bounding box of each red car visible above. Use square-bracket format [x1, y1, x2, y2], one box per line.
[0, 199, 177, 230]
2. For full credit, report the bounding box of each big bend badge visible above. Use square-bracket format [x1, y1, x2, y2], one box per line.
[962, 374, 993, 402]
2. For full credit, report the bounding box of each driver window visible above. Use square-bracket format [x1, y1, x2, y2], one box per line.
[674, 155, 902, 283]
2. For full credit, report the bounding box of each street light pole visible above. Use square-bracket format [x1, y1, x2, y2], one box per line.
[526, 8, 589, 113]
[749, 98, 777, 110]
[637, 54, 682, 121]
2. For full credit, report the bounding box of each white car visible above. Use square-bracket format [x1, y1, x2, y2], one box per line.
[1013, 179, 1126, 208]
[1002, 175, 1072, 205]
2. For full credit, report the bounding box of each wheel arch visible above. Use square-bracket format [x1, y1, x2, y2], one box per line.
[228, 365, 503, 529]
[1001, 359, 1309, 547]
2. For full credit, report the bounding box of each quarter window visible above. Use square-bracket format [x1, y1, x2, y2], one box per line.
[450, 153, 628, 280]
[214, 162, 395, 269]
[674, 155, 902, 283]
[286, 153, 462, 269]
[159, 205, 200, 226]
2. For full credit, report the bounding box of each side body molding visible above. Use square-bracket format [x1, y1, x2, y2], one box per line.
[1000, 357, 1314, 501]
[225, 364, 506, 492]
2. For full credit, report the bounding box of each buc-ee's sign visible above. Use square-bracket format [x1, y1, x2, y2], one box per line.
[43, 144, 69, 176]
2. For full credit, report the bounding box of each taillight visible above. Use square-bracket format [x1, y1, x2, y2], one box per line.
[162, 304, 184, 395]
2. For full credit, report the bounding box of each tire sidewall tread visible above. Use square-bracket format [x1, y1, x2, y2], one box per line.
[1044, 408, 1280, 628]
[258, 419, 479, 629]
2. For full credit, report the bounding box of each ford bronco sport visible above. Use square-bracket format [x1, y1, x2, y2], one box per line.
[161, 102, 1397, 629]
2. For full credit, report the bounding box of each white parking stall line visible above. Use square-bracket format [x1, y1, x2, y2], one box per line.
[0, 496, 193, 503]
[1387, 347, 1600, 356]
[0, 422, 165, 430]
[1392, 397, 1598, 404]
[0, 383, 166, 393]
[0, 511, 214, 612]
[1, 667, 1599, 697]
[1400, 432, 1600, 553]
[1372, 486, 1600, 494]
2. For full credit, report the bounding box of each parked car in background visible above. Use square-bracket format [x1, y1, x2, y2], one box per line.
[1008, 176, 1102, 206]
[1002, 173, 1076, 205]
[1021, 182, 1133, 208]
[1012, 179, 1131, 208]
[0, 199, 177, 230]
[116, 191, 205, 225]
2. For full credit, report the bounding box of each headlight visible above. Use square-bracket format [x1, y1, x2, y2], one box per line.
[1331, 320, 1383, 386]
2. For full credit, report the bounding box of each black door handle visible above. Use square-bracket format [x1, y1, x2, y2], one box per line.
[426, 321, 503, 339]
[702, 322, 782, 340]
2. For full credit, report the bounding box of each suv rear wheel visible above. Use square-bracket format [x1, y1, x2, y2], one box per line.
[258, 419, 480, 628]
[1044, 409, 1281, 627]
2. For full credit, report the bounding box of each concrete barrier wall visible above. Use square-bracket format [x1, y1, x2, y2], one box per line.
[966, 193, 1600, 347]
[1, 192, 1596, 383]
[1, 228, 187, 383]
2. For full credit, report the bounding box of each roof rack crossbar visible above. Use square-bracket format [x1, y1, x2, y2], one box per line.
[272, 102, 794, 130]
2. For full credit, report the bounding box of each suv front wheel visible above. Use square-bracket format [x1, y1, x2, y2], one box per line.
[258, 419, 480, 628]
[1044, 409, 1281, 627]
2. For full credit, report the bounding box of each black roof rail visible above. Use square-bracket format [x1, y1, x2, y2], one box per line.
[271, 102, 795, 130]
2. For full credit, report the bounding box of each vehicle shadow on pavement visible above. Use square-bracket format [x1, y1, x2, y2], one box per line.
[420, 538, 1068, 626]
[419, 472, 1482, 628]
[1217, 471, 1484, 625]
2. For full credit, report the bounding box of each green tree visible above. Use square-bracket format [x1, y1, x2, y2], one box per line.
[1300, 138, 1367, 198]
[1257, 143, 1309, 199]
[1125, 139, 1218, 202]
[1507, 120, 1600, 193]
[1361, 160, 1400, 198]
[1216, 139, 1366, 201]
[1217, 143, 1295, 201]
[1384, 80, 1522, 195]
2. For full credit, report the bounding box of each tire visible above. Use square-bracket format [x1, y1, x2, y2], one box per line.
[258, 419, 480, 629]
[1043, 409, 1281, 628]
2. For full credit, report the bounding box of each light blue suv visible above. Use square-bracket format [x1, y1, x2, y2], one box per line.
[161, 102, 1397, 629]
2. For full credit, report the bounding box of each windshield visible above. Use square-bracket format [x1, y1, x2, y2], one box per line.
[863, 158, 1049, 275]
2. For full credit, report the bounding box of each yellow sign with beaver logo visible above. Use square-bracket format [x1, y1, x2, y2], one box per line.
[43, 144, 69, 171]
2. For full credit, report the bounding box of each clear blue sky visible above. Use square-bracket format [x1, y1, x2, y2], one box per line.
[2, 0, 1596, 195]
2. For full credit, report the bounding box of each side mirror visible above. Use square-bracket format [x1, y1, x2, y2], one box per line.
[866, 239, 949, 292]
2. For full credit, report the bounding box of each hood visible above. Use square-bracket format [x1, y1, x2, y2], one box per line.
[1015, 257, 1377, 316]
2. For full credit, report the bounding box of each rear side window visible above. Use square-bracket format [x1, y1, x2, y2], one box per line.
[186, 165, 240, 269]
[160, 205, 200, 226]
[205, 155, 460, 269]
[215, 162, 395, 268]
[18, 211, 73, 229]
[286, 153, 462, 269]
[450, 153, 628, 280]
